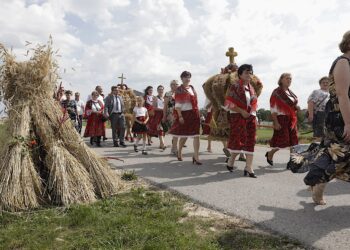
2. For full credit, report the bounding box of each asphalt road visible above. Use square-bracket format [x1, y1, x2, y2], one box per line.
[92, 131, 350, 250]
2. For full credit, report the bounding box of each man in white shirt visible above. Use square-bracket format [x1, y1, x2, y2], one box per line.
[74, 92, 85, 134]
[104, 86, 126, 147]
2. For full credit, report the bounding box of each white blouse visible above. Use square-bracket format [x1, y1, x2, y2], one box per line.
[175, 87, 194, 111]
[133, 106, 147, 117]
[156, 97, 164, 109]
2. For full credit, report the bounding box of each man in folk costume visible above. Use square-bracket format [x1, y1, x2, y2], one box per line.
[265, 73, 299, 165]
[169, 71, 201, 165]
[224, 64, 258, 178]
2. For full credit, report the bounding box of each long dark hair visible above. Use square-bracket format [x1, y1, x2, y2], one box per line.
[144, 86, 153, 96]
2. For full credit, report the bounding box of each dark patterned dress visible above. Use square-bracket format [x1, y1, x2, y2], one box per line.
[288, 56, 350, 186]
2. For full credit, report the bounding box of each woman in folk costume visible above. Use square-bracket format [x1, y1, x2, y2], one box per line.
[288, 31, 350, 205]
[147, 85, 166, 150]
[265, 73, 299, 165]
[84, 90, 106, 147]
[224, 64, 258, 178]
[169, 71, 202, 165]
[132, 96, 149, 155]
[163, 80, 179, 155]
[144, 86, 154, 145]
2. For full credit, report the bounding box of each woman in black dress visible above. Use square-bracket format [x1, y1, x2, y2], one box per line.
[289, 31, 350, 205]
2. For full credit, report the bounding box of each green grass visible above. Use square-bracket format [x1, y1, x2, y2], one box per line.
[0, 188, 303, 250]
[121, 170, 138, 181]
[256, 128, 313, 144]
[0, 121, 303, 249]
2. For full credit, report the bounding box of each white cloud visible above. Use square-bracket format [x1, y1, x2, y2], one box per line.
[1, 0, 350, 109]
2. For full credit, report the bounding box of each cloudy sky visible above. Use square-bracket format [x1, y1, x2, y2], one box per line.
[1, 0, 350, 109]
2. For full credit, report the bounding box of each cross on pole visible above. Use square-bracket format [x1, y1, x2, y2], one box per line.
[118, 73, 126, 84]
[225, 47, 238, 64]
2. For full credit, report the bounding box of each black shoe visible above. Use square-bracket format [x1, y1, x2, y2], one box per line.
[120, 143, 127, 148]
[265, 152, 273, 166]
[226, 165, 234, 172]
[90, 137, 94, 145]
[225, 157, 229, 163]
[223, 148, 231, 157]
[142, 150, 148, 155]
[113, 142, 119, 147]
[134, 145, 139, 152]
[244, 169, 257, 178]
[103, 137, 108, 141]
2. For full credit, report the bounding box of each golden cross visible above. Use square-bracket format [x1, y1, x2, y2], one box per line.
[225, 47, 238, 64]
[118, 73, 126, 84]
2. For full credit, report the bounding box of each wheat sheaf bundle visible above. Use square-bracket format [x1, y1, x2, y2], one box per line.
[202, 70, 263, 140]
[0, 40, 120, 211]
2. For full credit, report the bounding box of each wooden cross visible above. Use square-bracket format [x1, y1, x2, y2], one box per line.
[118, 73, 126, 84]
[225, 47, 238, 64]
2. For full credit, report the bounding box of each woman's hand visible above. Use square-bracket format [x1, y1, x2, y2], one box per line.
[241, 110, 250, 119]
[343, 124, 350, 142]
[273, 122, 282, 130]
[179, 116, 184, 124]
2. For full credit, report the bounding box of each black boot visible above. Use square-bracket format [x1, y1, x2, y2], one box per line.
[90, 137, 94, 145]
[96, 136, 102, 147]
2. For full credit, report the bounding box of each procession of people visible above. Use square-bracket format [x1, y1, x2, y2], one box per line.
[57, 30, 350, 206]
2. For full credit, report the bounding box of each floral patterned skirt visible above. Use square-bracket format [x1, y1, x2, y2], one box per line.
[288, 109, 350, 185]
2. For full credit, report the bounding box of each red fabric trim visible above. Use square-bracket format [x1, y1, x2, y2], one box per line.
[174, 85, 198, 110]
[270, 87, 298, 128]
[225, 80, 258, 113]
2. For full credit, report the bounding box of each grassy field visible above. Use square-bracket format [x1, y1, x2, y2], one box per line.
[0, 121, 304, 249]
[256, 128, 313, 144]
[0, 188, 303, 250]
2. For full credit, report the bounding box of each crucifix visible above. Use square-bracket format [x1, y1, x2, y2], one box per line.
[225, 47, 238, 64]
[118, 73, 126, 84]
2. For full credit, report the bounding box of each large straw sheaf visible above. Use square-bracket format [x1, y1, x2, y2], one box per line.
[0, 41, 120, 211]
[202, 71, 263, 140]
[0, 105, 42, 211]
[31, 99, 121, 198]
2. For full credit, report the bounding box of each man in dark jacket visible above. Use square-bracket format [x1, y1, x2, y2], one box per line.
[104, 86, 126, 147]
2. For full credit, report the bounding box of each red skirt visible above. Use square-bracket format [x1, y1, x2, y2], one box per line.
[270, 115, 298, 148]
[170, 110, 200, 137]
[84, 113, 106, 137]
[147, 110, 164, 137]
[227, 113, 256, 153]
[202, 111, 212, 135]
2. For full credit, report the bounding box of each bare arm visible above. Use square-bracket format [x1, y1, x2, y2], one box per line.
[335, 59, 350, 124]
[307, 100, 314, 122]
[271, 112, 281, 130]
[334, 59, 350, 141]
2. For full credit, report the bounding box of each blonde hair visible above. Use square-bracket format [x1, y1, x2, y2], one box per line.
[339, 30, 350, 53]
[136, 96, 144, 104]
[278, 73, 292, 86]
[170, 80, 178, 86]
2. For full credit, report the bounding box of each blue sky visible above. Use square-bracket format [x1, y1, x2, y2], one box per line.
[1, 0, 350, 109]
